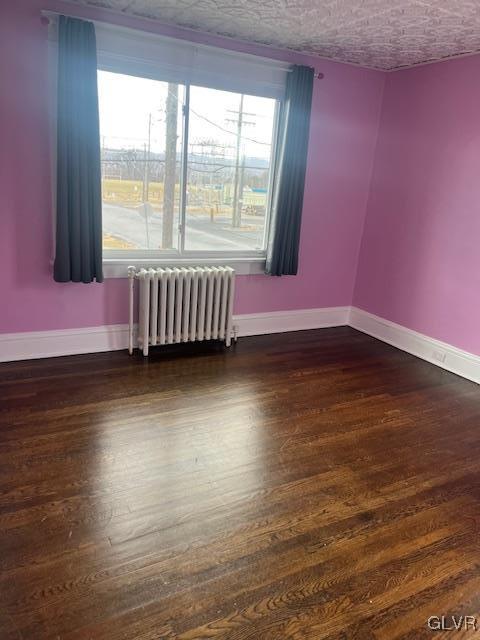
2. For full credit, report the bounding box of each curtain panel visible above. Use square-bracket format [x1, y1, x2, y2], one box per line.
[266, 65, 314, 276]
[54, 16, 103, 283]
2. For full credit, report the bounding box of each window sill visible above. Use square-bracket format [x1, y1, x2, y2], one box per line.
[102, 258, 266, 278]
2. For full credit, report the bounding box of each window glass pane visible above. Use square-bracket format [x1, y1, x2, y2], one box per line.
[98, 70, 183, 251]
[185, 86, 276, 252]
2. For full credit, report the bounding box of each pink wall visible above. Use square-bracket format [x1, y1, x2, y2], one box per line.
[354, 56, 480, 355]
[0, 0, 384, 333]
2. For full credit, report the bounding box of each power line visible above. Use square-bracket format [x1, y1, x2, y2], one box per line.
[189, 108, 271, 146]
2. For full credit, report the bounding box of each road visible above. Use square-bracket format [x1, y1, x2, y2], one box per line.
[103, 204, 264, 251]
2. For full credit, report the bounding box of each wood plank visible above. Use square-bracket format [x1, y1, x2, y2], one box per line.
[0, 328, 479, 638]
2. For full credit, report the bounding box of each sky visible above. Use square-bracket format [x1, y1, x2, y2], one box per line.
[97, 70, 276, 160]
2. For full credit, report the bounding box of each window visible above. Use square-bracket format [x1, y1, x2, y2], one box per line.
[98, 72, 183, 252]
[98, 70, 278, 260]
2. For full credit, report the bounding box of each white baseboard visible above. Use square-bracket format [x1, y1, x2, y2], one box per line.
[1, 307, 478, 386]
[0, 307, 349, 363]
[234, 306, 350, 337]
[349, 307, 480, 384]
[0, 324, 130, 363]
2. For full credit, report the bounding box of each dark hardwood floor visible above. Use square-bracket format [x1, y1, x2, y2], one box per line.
[1, 327, 480, 639]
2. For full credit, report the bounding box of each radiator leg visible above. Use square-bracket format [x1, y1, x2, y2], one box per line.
[225, 270, 235, 349]
[139, 269, 151, 357]
[128, 266, 136, 355]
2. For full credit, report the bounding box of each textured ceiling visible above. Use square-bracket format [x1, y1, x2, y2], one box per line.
[72, 0, 480, 70]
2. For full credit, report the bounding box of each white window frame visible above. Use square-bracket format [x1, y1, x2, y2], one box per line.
[101, 75, 280, 277]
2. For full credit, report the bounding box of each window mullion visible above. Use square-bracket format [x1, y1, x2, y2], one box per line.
[178, 83, 190, 256]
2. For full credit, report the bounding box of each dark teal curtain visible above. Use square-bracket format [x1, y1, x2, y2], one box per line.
[266, 65, 314, 276]
[54, 16, 103, 283]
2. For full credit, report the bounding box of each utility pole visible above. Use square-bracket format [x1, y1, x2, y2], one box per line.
[163, 83, 178, 249]
[189, 139, 233, 224]
[143, 113, 152, 203]
[142, 139, 150, 249]
[226, 95, 256, 228]
[238, 154, 246, 221]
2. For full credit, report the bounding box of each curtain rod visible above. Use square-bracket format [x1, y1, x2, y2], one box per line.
[40, 10, 324, 79]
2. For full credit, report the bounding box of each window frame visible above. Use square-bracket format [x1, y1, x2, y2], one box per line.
[99, 66, 281, 272]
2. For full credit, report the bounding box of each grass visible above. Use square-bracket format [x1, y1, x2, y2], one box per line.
[103, 233, 136, 250]
[102, 179, 174, 207]
[102, 179, 226, 208]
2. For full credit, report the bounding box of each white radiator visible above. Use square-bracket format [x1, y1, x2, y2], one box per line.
[128, 266, 235, 356]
